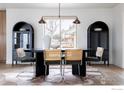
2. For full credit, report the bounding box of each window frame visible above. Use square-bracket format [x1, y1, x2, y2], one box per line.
[43, 16, 77, 49]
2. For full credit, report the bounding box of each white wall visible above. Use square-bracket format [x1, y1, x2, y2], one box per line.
[113, 4, 124, 68]
[6, 8, 113, 64]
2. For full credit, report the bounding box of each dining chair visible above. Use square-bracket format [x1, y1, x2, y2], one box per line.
[44, 49, 62, 77]
[65, 49, 83, 64]
[64, 49, 83, 76]
[16, 48, 35, 64]
[16, 48, 36, 80]
[86, 47, 104, 65]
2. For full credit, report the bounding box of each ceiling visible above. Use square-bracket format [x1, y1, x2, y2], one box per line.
[0, 3, 119, 10]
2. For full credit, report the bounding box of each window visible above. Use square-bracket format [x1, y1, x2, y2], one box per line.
[44, 17, 77, 49]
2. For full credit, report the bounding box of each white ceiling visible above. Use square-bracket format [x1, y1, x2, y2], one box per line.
[0, 3, 119, 10]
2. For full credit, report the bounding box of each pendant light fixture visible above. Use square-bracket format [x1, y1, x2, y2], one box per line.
[39, 4, 80, 24]
[73, 17, 80, 24]
[39, 17, 46, 24]
[73, 17, 80, 48]
[39, 3, 81, 48]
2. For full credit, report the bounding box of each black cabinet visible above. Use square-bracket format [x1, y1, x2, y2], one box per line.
[12, 21, 34, 64]
[87, 21, 109, 65]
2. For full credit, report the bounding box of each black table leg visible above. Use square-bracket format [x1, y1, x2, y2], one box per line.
[72, 64, 79, 75]
[72, 61, 86, 77]
[35, 51, 49, 77]
[80, 61, 86, 77]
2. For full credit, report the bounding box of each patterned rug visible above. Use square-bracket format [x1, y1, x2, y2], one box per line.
[0, 66, 106, 85]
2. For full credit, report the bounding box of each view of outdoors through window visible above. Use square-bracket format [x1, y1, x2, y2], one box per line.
[44, 17, 76, 49]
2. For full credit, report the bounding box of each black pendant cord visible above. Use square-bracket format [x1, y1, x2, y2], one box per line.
[59, 3, 62, 49]
[59, 3, 60, 18]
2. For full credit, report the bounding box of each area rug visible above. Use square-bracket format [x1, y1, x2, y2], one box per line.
[0, 66, 106, 85]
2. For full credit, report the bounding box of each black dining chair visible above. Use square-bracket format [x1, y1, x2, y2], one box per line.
[86, 47, 104, 65]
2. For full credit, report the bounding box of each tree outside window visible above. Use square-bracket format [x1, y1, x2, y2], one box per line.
[44, 17, 76, 49]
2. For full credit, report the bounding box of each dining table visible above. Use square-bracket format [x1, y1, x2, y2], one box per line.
[34, 49, 86, 77]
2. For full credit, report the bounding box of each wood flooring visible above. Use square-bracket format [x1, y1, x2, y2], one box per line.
[0, 63, 124, 85]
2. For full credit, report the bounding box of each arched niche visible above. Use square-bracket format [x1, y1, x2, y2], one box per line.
[13, 21, 34, 32]
[12, 21, 34, 64]
[87, 21, 109, 65]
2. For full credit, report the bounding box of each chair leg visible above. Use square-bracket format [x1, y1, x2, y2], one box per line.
[78, 64, 80, 75]
[87, 61, 89, 65]
[60, 61, 62, 77]
[87, 61, 91, 66]
[107, 61, 109, 66]
[16, 60, 17, 65]
[63, 62, 65, 79]
[44, 64, 47, 80]
[12, 60, 14, 66]
[60, 60, 64, 80]
[104, 61, 106, 65]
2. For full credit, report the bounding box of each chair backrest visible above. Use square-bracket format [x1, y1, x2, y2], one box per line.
[16, 48, 26, 58]
[44, 49, 61, 61]
[96, 47, 104, 57]
[65, 49, 83, 61]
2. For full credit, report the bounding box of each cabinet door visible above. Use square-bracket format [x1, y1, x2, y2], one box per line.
[0, 11, 6, 62]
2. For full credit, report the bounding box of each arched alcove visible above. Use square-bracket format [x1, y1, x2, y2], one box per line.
[87, 21, 109, 65]
[12, 21, 34, 64]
